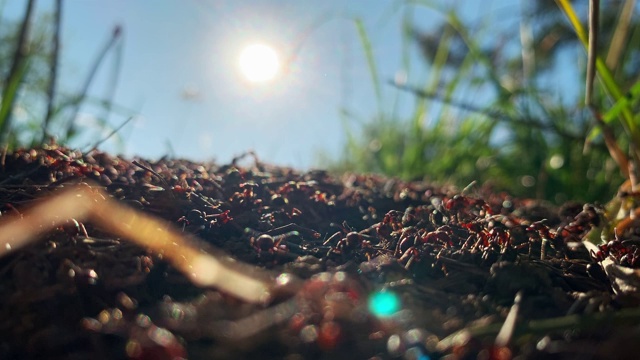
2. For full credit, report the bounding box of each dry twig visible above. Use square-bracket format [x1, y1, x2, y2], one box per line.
[0, 182, 280, 304]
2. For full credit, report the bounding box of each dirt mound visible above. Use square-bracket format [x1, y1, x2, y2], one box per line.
[1, 145, 638, 359]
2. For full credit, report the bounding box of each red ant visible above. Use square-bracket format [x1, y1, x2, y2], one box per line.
[375, 210, 404, 240]
[399, 246, 424, 269]
[323, 222, 381, 260]
[45, 148, 105, 179]
[487, 227, 511, 247]
[527, 220, 553, 240]
[444, 195, 492, 222]
[619, 246, 640, 267]
[177, 209, 232, 234]
[276, 181, 317, 204]
[591, 230, 635, 265]
[229, 181, 262, 207]
[398, 225, 454, 253]
[59, 218, 90, 239]
[421, 226, 455, 247]
[311, 190, 333, 205]
[526, 220, 560, 259]
[395, 226, 454, 269]
[245, 224, 320, 262]
[395, 226, 420, 257]
[382, 210, 404, 231]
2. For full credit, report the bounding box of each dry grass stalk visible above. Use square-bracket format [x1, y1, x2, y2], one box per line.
[0, 182, 275, 304]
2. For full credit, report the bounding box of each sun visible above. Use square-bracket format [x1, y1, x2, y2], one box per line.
[238, 43, 281, 83]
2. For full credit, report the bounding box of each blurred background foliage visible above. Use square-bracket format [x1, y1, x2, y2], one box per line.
[327, 0, 640, 204]
[0, 0, 129, 151]
[1, 1, 639, 205]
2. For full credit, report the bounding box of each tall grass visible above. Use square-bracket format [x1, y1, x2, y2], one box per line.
[0, 0, 35, 145]
[42, 0, 62, 143]
[330, 0, 639, 204]
[562, 0, 640, 186]
[0, 1, 132, 150]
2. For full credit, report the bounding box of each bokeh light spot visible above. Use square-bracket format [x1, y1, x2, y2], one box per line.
[406, 346, 432, 360]
[368, 290, 400, 318]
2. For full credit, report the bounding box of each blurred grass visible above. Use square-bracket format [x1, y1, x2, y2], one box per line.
[327, 0, 639, 204]
[1, 1, 638, 205]
[354, 18, 382, 116]
[0, 1, 132, 150]
[558, 0, 640, 164]
[0, 0, 34, 145]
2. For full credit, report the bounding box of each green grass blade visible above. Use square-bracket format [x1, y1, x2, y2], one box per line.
[584, 0, 598, 107]
[606, 0, 636, 70]
[0, 0, 35, 145]
[42, 0, 62, 143]
[586, 126, 602, 143]
[603, 80, 640, 123]
[402, 24, 457, 174]
[420, 21, 454, 125]
[445, 11, 507, 99]
[588, 80, 640, 142]
[389, 5, 414, 120]
[400, 5, 413, 74]
[354, 18, 382, 116]
[556, 0, 639, 138]
[0, 59, 29, 143]
[98, 28, 124, 130]
[66, 25, 122, 139]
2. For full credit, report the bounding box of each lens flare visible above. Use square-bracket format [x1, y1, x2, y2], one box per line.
[368, 290, 400, 318]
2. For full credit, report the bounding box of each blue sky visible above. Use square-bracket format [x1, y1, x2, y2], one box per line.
[3, 1, 554, 168]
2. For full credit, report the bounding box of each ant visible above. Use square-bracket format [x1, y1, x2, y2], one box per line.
[590, 229, 640, 268]
[59, 217, 90, 239]
[398, 245, 426, 269]
[229, 181, 262, 207]
[398, 225, 454, 252]
[323, 222, 381, 260]
[444, 194, 492, 222]
[245, 224, 321, 262]
[422, 225, 455, 247]
[394, 226, 420, 257]
[395, 225, 456, 270]
[374, 210, 404, 240]
[526, 220, 560, 260]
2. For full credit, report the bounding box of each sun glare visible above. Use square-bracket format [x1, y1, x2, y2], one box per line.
[238, 43, 281, 83]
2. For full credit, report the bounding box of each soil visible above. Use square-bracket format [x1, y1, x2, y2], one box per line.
[1, 144, 639, 360]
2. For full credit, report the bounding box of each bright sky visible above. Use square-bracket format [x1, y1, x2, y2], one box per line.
[3, 1, 553, 169]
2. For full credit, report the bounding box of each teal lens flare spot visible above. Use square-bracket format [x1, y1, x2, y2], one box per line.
[368, 290, 400, 318]
[406, 346, 431, 360]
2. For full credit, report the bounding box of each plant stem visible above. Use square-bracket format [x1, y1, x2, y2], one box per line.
[66, 25, 122, 140]
[42, 0, 62, 144]
[0, 0, 35, 146]
[585, 0, 598, 107]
